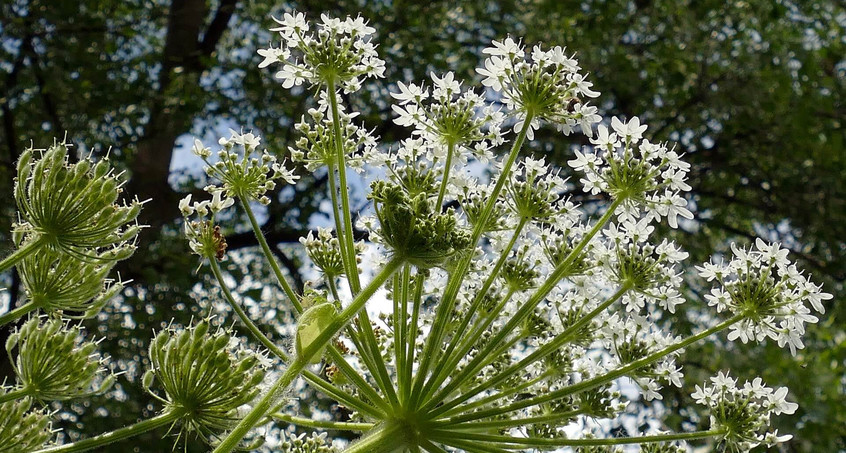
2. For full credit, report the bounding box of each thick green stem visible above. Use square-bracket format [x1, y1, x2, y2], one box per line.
[240, 197, 301, 312]
[326, 81, 361, 293]
[272, 413, 374, 431]
[448, 313, 746, 424]
[34, 411, 182, 453]
[410, 114, 534, 407]
[0, 387, 29, 404]
[0, 236, 44, 274]
[0, 301, 36, 328]
[345, 421, 410, 453]
[213, 256, 404, 453]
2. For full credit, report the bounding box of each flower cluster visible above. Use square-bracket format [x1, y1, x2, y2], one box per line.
[692, 372, 797, 451]
[290, 97, 378, 172]
[698, 239, 831, 354]
[569, 117, 693, 227]
[259, 12, 385, 92]
[159, 12, 829, 453]
[477, 37, 601, 138]
[193, 129, 299, 205]
[391, 72, 504, 164]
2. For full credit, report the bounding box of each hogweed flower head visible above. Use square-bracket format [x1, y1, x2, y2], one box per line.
[692, 372, 796, 451]
[189, 14, 829, 453]
[5, 317, 113, 401]
[143, 321, 267, 444]
[260, 11, 384, 92]
[14, 141, 141, 262]
[195, 130, 299, 205]
[569, 117, 693, 227]
[477, 37, 601, 138]
[698, 239, 830, 354]
[0, 398, 52, 452]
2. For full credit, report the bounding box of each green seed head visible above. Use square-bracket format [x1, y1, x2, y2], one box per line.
[0, 398, 52, 452]
[145, 321, 267, 444]
[17, 244, 123, 318]
[6, 318, 112, 401]
[14, 141, 141, 263]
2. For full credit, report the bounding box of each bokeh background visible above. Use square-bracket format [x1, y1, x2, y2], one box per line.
[0, 0, 843, 451]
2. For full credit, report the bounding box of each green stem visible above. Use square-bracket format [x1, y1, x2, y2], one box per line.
[410, 114, 534, 408]
[212, 248, 385, 417]
[272, 413, 374, 431]
[431, 284, 630, 417]
[435, 141, 455, 209]
[421, 199, 623, 414]
[449, 313, 745, 424]
[429, 429, 726, 448]
[0, 236, 44, 274]
[0, 387, 29, 404]
[326, 81, 361, 293]
[34, 411, 182, 453]
[345, 421, 410, 453]
[327, 162, 353, 286]
[213, 256, 404, 453]
[417, 217, 528, 404]
[209, 259, 289, 360]
[324, 83, 399, 406]
[240, 197, 301, 312]
[0, 301, 37, 328]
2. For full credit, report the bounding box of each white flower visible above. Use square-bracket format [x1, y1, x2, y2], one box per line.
[257, 46, 286, 69]
[611, 116, 648, 142]
[482, 37, 523, 58]
[390, 81, 427, 105]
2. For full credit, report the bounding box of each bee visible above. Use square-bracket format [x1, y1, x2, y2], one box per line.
[212, 225, 228, 261]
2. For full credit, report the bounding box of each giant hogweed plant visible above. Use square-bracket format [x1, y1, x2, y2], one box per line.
[0, 10, 832, 453]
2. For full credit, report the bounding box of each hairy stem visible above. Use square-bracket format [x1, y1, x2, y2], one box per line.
[0, 301, 36, 328]
[240, 197, 301, 312]
[272, 413, 374, 431]
[0, 235, 44, 274]
[34, 410, 182, 453]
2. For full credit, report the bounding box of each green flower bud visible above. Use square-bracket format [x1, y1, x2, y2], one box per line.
[0, 398, 52, 452]
[146, 321, 267, 444]
[369, 181, 471, 269]
[14, 141, 142, 262]
[6, 318, 112, 401]
[296, 302, 337, 364]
